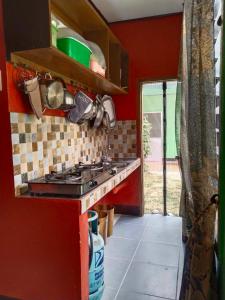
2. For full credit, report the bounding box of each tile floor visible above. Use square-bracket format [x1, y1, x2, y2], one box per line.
[102, 214, 184, 300]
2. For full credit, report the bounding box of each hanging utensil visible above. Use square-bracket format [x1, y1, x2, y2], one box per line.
[24, 77, 43, 119]
[101, 95, 116, 129]
[40, 74, 64, 109]
[67, 91, 93, 123]
[93, 95, 104, 128]
[59, 89, 75, 111]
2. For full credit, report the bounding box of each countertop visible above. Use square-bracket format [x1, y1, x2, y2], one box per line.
[80, 158, 141, 213]
[18, 158, 141, 214]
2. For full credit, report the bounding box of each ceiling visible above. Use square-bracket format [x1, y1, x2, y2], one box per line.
[91, 0, 184, 23]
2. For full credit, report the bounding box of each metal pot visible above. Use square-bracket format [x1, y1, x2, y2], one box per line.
[40, 75, 64, 109]
[40, 75, 75, 110]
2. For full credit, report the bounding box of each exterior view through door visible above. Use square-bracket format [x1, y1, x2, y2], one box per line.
[142, 81, 181, 215]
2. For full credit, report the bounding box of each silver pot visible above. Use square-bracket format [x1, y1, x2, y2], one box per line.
[40, 75, 75, 110]
[40, 75, 64, 109]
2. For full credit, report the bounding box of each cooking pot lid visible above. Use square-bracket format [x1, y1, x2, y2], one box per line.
[47, 81, 64, 109]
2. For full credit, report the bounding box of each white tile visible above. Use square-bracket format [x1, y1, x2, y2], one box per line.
[13, 154, 21, 166]
[104, 257, 130, 290]
[10, 112, 18, 123]
[113, 221, 146, 240]
[105, 237, 139, 260]
[26, 153, 33, 163]
[14, 174, 22, 186]
[121, 262, 178, 299]
[134, 241, 180, 267]
[102, 287, 117, 300]
[116, 290, 167, 300]
[11, 134, 19, 145]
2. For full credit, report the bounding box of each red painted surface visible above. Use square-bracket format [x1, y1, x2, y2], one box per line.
[7, 63, 95, 116]
[0, 7, 182, 300]
[99, 168, 142, 208]
[0, 2, 89, 299]
[102, 14, 182, 211]
[111, 14, 182, 121]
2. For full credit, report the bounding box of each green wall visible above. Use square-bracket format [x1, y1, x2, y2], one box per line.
[142, 83, 177, 159]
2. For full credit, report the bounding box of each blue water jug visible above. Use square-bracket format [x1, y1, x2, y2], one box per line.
[88, 210, 105, 300]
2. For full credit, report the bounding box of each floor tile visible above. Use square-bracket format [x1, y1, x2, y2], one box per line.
[116, 290, 167, 300]
[104, 257, 130, 290]
[118, 215, 149, 226]
[147, 215, 182, 232]
[121, 261, 178, 299]
[113, 221, 146, 240]
[142, 223, 181, 245]
[105, 237, 139, 260]
[134, 241, 180, 267]
[177, 244, 185, 299]
[101, 287, 117, 300]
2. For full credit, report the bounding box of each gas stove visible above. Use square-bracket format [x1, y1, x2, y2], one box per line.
[27, 162, 118, 197]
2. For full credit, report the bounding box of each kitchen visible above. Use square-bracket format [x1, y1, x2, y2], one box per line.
[0, 0, 222, 300]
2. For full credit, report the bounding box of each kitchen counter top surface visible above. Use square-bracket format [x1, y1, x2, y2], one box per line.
[19, 158, 141, 214]
[80, 158, 141, 213]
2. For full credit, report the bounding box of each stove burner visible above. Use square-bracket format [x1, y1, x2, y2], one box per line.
[67, 175, 82, 182]
[75, 162, 104, 172]
[28, 161, 127, 197]
[44, 172, 82, 182]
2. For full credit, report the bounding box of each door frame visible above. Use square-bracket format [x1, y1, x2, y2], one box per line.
[139, 79, 178, 216]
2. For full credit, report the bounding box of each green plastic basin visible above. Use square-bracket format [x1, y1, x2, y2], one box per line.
[57, 37, 92, 68]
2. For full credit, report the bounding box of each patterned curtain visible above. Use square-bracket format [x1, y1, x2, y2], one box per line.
[178, 0, 218, 299]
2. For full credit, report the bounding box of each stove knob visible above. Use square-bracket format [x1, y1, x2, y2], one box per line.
[89, 180, 97, 188]
[109, 167, 117, 175]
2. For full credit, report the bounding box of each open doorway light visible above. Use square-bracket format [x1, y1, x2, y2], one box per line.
[142, 80, 181, 215]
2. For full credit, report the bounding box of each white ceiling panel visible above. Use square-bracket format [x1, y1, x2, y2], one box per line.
[91, 0, 183, 23]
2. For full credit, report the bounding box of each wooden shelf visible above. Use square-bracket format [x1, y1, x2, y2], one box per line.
[11, 47, 127, 95]
[3, 0, 129, 94]
[51, 0, 119, 44]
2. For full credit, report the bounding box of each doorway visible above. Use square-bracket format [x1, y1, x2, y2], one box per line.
[142, 80, 181, 215]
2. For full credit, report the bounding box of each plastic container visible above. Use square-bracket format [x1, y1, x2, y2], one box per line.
[58, 28, 88, 45]
[88, 211, 105, 297]
[90, 58, 106, 77]
[57, 37, 92, 67]
[89, 283, 104, 300]
[51, 21, 58, 47]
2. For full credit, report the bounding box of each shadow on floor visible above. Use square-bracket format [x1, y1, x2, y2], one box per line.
[102, 214, 184, 300]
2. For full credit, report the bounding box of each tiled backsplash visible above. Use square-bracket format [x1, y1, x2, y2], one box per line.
[10, 113, 137, 196]
[108, 120, 137, 159]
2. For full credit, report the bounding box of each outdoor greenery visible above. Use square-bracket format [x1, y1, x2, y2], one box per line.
[144, 162, 181, 216]
[143, 116, 152, 158]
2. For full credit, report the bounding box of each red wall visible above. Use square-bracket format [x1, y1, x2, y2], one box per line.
[0, 2, 89, 299]
[111, 14, 182, 120]
[0, 9, 182, 299]
[101, 14, 183, 213]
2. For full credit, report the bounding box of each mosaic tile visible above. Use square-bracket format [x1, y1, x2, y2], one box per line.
[11, 113, 109, 195]
[109, 120, 137, 159]
[10, 113, 137, 196]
